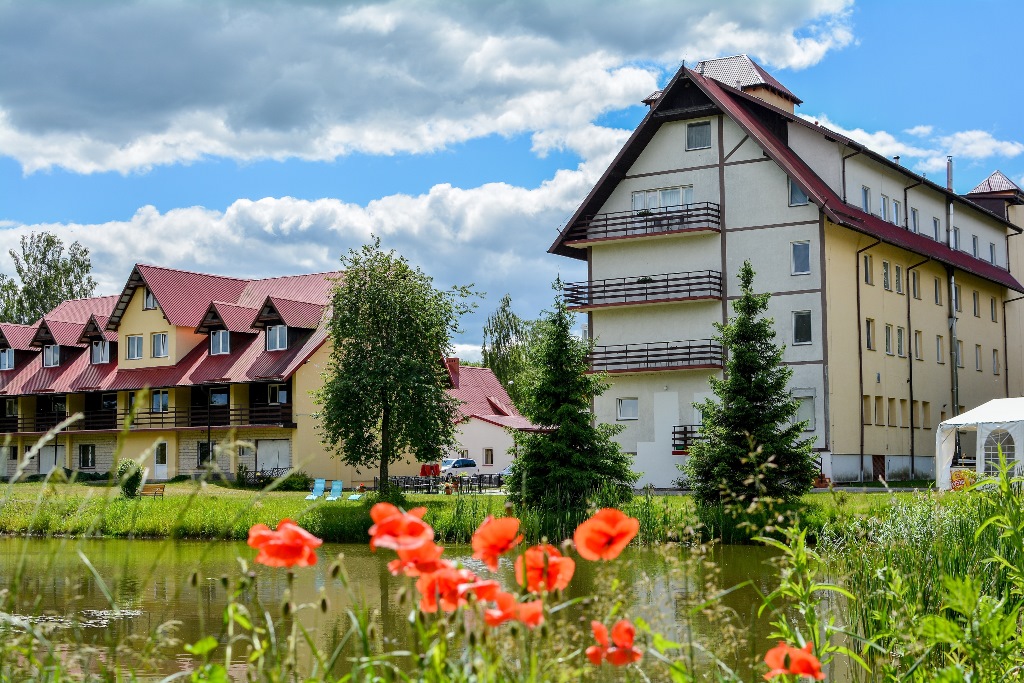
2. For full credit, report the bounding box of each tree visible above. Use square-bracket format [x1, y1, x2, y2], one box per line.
[481, 294, 536, 408]
[317, 239, 475, 489]
[0, 232, 97, 323]
[682, 260, 817, 506]
[506, 282, 638, 512]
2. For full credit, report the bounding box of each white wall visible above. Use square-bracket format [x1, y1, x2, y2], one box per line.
[454, 418, 516, 472]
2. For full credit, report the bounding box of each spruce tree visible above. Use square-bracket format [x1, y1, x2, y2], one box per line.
[506, 283, 638, 512]
[682, 260, 817, 505]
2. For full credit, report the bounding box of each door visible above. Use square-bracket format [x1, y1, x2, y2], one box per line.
[154, 442, 168, 480]
[39, 445, 65, 475]
[256, 439, 290, 472]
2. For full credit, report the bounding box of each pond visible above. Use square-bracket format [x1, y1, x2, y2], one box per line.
[0, 537, 789, 680]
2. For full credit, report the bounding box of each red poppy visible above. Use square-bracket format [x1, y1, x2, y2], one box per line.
[483, 591, 544, 629]
[586, 620, 609, 665]
[587, 619, 643, 666]
[458, 578, 502, 602]
[247, 519, 323, 568]
[573, 508, 640, 561]
[387, 541, 450, 577]
[414, 566, 479, 613]
[764, 642, 825, 681]
[471, 516, 524, 571]
[369, 503, 434, 551]
[514, 544, 575, 593]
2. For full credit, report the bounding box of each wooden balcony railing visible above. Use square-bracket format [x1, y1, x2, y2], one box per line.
[0, 404, 295, 433]
[565, 203, 721, 244]
[565, 270, 722, 309]
[588, 340, 723, 373]
[672, 424, 704, 453]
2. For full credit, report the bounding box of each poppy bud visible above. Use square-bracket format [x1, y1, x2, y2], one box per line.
[320, 597, 329, 613]
[329, 561, 341, 580]
[367, 624, 376, 641]
[283, 601, 293, 616]
[189, 572, 199, 587]
[220, 575, 229, 589]
[397, 587, 407, 606]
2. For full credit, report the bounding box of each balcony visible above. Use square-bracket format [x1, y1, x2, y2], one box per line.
[564, 203, 721, 246]
[565, 270, 722, 310]
[588, 339, 723, 374]
[0, 404, 295, 433]
[672, 424, 704, 453]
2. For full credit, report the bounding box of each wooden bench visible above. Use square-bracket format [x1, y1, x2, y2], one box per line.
[140, 484, 165, 498]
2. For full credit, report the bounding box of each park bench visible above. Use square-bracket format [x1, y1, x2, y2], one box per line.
[140, 484, 165, 498]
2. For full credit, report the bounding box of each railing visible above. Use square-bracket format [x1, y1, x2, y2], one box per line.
[565, 270, 722, 308]
[565, 203, 721, 243]
[588, 340, 723, 373]
[0, 404, 295, 432]
[672, 424, 703, 452]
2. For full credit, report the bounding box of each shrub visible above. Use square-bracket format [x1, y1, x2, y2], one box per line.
[273, 470, 314, 492]
[116, 459, 143, 498]
[167, 474, 192, 483]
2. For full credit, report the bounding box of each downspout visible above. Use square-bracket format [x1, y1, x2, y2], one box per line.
[906, 258, 930, 477]
[903, 180, 923, 230]
[841, 150, 861, 204]
[856, 238, 882, 481]
[1003, 294, 1024, 397]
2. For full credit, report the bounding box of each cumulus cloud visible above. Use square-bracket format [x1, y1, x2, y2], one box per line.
[905, 125, 933, 137]
[800, 114, 935, 158]
[0, 0, 854, 174]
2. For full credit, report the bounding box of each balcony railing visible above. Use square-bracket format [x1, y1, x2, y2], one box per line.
[588, 340, 723, 373]
[672, 424, 704, 452]
[0, 404, 295, 433]
[565, 270, 722, 309]
[565, 203, 721, 244]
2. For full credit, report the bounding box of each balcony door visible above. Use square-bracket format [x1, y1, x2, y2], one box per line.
[39, 445, 64, 475]
[209, 388, 229, 426]
[154, 442, 168, 480]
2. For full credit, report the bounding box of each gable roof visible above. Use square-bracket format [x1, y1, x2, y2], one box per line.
[251, 296, 325, 330]
[47, 295, 118, 323]
[195, 301, 261, 334]
[106, 265, 249, 330]
[0, 323, 39, 351]
[447, 363, 544, 432]
[969, 170, 1022, 195]
[236, 272, 340, 308]
[694, 54, 802, 104]
[78, 315, 117, 344]
[32, 319, 88, 348]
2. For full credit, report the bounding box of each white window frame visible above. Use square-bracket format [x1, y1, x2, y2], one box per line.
[895, 265, 904, 294]
[914, 330, 923, 360]
[911, 271, 920, 299]
[792, 390, 815, 431]
[954, 284, 962, 312]
[43, 344, 60, 368]
[897, 327, 906, 357]
[952, 226, 961, 250]
[933, 217, 941, 241]
[632, 186, 693, 215]
[956, 340, 964, 368]
[975, 344, 983, 372]
[934, 277, 942, 306]
[792, 311, 812, 346]
[972, 235, 979, 258]
[994, 349, 1001, 375]
[91, 340, 109, 365]
[880, 194, 889, 221]
[862, 187, 872, 214]
[143, 288, 158, 310]
[992, 297, 999, 322]
[863, 254, 874, 285]
[910, 207, 919, 232]
[990, 242, 997, 264]
[210, 329, 230, 355]
[865, 319, 875, 350]
[152, 333, 168, 358]
[266, 325, 288, 351]
[882, 261, 891, 291]
[936, 335, 945, 364]
[973, 291, 980, 317]
[78, 444, 96, 469]
[791, 241, 811, 275]
[151, 390, 170, 413]
[0, 348, 13, 371]
[788, 178, 809, 207]
[685, 120, 712, 150]
[616, 397, 639, 421]
[126, 335, 143, 360]
[483, 448, 494, 466]
[885, 324, 894, 355]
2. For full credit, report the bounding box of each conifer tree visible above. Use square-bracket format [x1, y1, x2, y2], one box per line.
[507, 283, 638, 511]
[682, 260, 817, 505]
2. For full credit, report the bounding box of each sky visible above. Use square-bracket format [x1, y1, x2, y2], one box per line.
[2, 0, 1023, 361]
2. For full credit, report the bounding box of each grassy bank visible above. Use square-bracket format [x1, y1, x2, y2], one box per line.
[0, 478, 913, 544]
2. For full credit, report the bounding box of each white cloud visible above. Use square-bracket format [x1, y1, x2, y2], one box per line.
[904, 125, 933, 137]
[939, 130, 1024, 160]
[800, 114, 935, 158]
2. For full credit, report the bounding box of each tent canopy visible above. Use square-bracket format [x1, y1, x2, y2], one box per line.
[936, 398, 1024, 489]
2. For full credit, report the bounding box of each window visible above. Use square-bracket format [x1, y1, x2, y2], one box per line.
[685, 121, 711, 150]
[911, 207, 919, 232]
[617, 398, 639, 421]
[936, 335, 945, 363]
[862, 187, 871, 213]
[895, 265, 904, 294]
[865, 319, 876, 350]
[984, 429, 1016, 474]
[882, 261, 891, 290]
[484, 448, 494, 466]
[880, 194, 889, 221]
[992, 297, 999, 322]
[863, 254, 874, 285]
[6, 445, 16, 461]
[892, 200, 901, 226]
[126, 335, 143, 360]
[923, 401, 932, 429]
[914, 330, 923, 360]
[862, 396, 872, 425]
[885, 324, 893, 355]
[952, 227, 961, 250]
[875, 396, 884, 425]
[788, 178, 809, 206]
[972, 235, 979, 258]
[91, 340, 109, 365]
[632, 186, 693, 215]
[975, 344, 983, 371]
[198, 441, 217, 467]
[994, 349, 1001, 375]
[143, 288, 158, 310]
[210, 330, 230, 355]
[151, 390, 169, 413]
[934, 277, 942, 305]
[269, 384, 289, 405]
[888, 398, 898, 426]
[933, 217, 941, 241]
[954, 284, 962, 312]
[209, 388, 229, 407]
[990, 242, 997, 264]
[0, 348, 13, 371]
[78, 444, 96, 469]
[911, 271, 920, 299]
[792, 311, 812, 345]
[794, 394, 815, 431]
[266, 325, 288, 351]
[43, 345, 59, 368]
[956, 340, 964, 367]
[5, 398, 18, 417]
[897, 327, 906, 357]
[155, 442, 167, 467]
[973, 291, 980, 317]
[152, 333, 168, 358]
[791, 241, 811, 275]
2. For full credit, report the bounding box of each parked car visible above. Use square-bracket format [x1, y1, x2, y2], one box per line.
[441, 458, 478, 475]
[498, 463, 513, 477]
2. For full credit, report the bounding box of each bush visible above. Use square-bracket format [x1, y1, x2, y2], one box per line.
[273, 470, 314, 492]
[167, 474, 192, 483]
[116, 459, 143, 498]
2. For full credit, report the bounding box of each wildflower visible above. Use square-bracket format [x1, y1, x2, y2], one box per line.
[415, 566, 479, 613]
[514, 544, 575, 593]
[587, 619, 643, 666]
[573, 508, 640, 561]
[471, 516, 524, 571]
[764, 642, 825, 680]
[368, 502, 433, 551]
[586, 621, 609, 665]
[387, 541, 450, 577]
[484, 591, 544, 629]
[247, 519, 323, 568]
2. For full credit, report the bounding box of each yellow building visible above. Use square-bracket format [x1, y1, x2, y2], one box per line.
[549, 55, 1024, 484]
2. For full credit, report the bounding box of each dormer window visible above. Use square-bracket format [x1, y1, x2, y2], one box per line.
[43, 345, 60, 368]
[0, 348, 13, 371]
[266, 325, 288, 351]
[143, 288, 158, 310]
[210, 330, 230, 355]
[91, 340, 110, 365]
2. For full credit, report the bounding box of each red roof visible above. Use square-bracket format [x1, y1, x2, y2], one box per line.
[196, 301, 261, 334]
[236, 272, 340, 308]
[0, 323, 39, 351]
[264, 297, 325, 329]
[135, 264, 250, 328]
[33, 319, 89, 348]
[447, 363, 541, 432]
[47, 295, 118, 323]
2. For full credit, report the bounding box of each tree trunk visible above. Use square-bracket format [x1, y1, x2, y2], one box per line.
[379, 399, 391, 491]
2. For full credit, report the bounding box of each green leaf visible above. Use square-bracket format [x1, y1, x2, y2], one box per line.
[184, 636, 219, 657]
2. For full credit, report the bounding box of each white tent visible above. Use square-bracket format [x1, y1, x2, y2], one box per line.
[936, 397, 1024, 489]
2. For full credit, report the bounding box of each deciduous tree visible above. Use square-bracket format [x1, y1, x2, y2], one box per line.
[481, 294, 536, 408]
[0, 232, 97, 323]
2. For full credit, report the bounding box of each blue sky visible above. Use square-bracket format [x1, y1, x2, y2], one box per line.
[1, 0, 1022, 359]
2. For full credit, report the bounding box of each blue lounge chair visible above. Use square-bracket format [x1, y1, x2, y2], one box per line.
[305, 478, 325, 500]
[325, 480, 344, 501]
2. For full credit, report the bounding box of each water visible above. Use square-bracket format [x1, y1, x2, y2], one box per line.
[0, 537, 783, 679]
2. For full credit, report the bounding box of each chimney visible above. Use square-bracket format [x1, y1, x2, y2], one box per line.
[947, 156, 954, 191]
[893, 155, 900, 165]
[446, 357, 460, 389]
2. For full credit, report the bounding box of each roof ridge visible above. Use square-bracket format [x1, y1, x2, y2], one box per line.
[136, 263, 251, 282]
[249, 270, 342, 283]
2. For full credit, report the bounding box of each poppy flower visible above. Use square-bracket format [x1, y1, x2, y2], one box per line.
[587, 619, 643, 666]
[573, 508, 640, 561]
[472, 516, 524, 571]
[514, 544, 576, 593]
[458, 578, 502, 602]
[484, 591, 544, 628]
[387, 541, 449, 577]
[415, 566, 479, 613]
[369, 503, 434, 551]
[247, 519, 323, 568]
[764, 642, 825, 680]
[586, 620, 609, 665]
